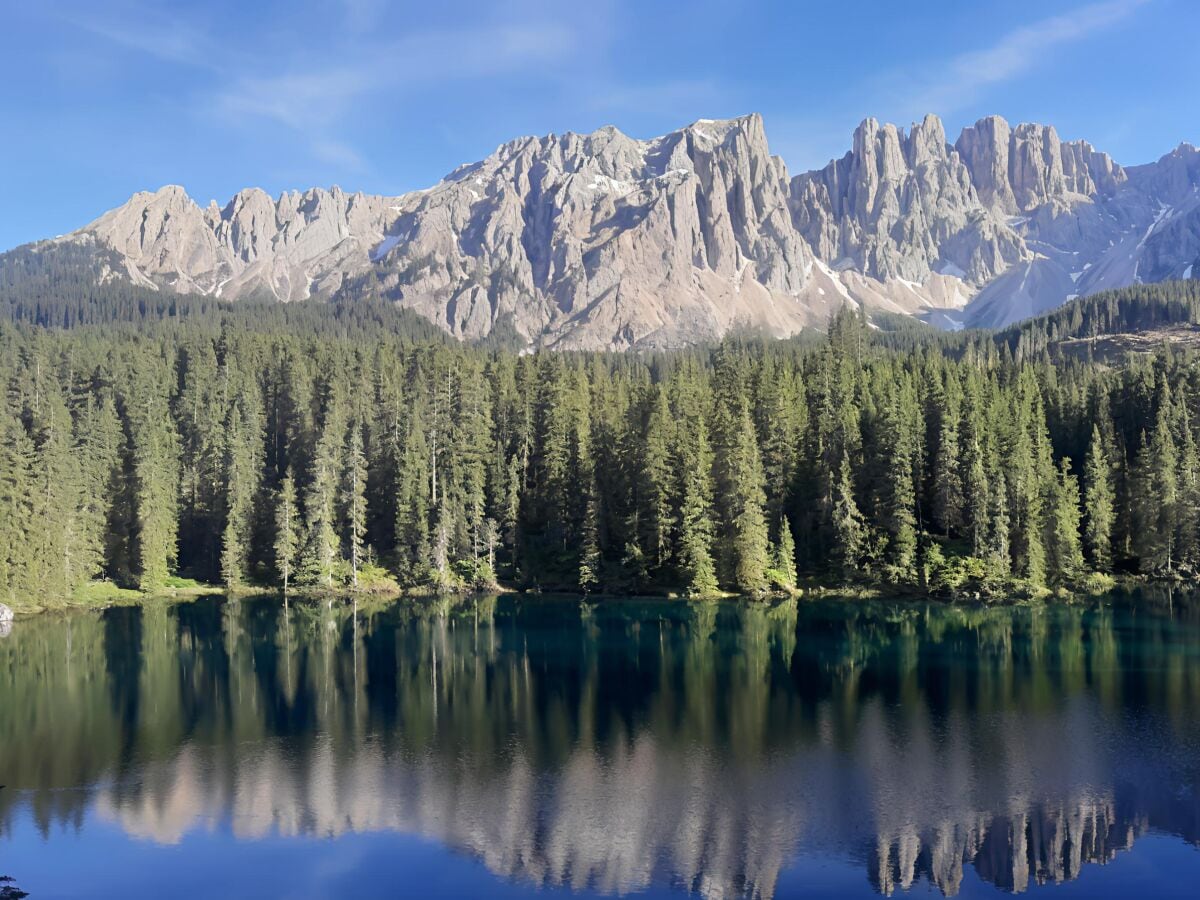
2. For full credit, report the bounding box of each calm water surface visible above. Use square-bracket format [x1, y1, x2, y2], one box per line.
[1, 593, 1199, 899]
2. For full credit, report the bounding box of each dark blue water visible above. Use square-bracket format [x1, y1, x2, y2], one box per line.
[1, 593, 1198, 898]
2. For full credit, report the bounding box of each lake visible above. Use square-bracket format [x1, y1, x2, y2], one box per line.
[1, 593, 1199, 898]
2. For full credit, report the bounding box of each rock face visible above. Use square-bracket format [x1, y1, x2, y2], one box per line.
[9, 113, 1200, 345]
[795, 114, 1200, 329]
[0, 603, 12, 628]
[83, 184, 400, 302]
[790, 114, 1026, 285]
[955, 117, 1126, 215]
[360, 114, 836, 349]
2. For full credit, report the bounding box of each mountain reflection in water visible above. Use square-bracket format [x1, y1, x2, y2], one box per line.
[1, 593, 1199, 898]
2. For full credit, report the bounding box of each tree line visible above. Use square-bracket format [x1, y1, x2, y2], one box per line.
[4, 283, 1200, 603]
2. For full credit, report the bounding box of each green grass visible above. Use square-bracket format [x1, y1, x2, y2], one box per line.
[4, 577, 228, 616]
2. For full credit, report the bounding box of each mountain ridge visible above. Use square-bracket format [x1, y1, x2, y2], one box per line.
[7, 111, 1199, 349]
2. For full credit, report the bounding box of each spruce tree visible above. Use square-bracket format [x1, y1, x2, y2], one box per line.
[773, 516, 798, 590]
[274, 469, 299, 591]
[1138, 385, 1180, 573]
[298, 390, 343, 588]
[219, 395, 263, 589]
[831, 455, 867, 579]
[343, 420, 368, 588]
[125, 369, 181, 591]
[1047, 459, 1085, 583]
[725, 406, 771, 593]
[677, 418, 718, 597]
[878, 394, 919, 582]
[75, 394, 123, 584]
[1083, 425, 1115, 571]
[633, 386, 674, 578]
[578, 476, 602, 592]
[931, 405, 964, 537]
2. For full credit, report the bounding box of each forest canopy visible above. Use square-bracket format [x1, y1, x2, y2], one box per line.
[3, 280, 1200, 604]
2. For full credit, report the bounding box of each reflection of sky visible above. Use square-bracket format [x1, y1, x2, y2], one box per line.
[6, 806, 1200, 899]
[8, 698, 1197, 899]
[3, 597, 1200, 898]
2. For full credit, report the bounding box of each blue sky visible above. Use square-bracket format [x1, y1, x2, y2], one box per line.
[1, 0, 1195, 251]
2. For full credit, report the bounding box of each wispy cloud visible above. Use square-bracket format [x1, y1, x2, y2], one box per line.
[339, 0, 386, 33]
[896, 0, 1151, 117]
[207, 22, 576, 169]
[61, 2, 581, 177]
[57, 4, 218, 70]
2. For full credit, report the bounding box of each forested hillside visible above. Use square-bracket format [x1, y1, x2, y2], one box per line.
[3, 282, 1200, 605]
[995, 280, 1200, 360]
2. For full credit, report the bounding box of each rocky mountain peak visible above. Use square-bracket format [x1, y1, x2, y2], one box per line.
[955, 116, 1126, 214]
[14, 110, 1200, 347]
[791, 114, 1021, 285]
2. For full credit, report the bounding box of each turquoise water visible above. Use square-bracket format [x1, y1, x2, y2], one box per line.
[1, 593, 1199, 898]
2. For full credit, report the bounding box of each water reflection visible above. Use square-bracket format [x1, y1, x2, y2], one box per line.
[2, 594, 1200, 897]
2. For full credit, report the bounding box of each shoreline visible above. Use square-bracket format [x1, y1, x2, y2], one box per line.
[4, 571, 1187, 620]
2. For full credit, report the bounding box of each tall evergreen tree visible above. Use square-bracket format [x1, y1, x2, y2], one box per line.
[274, 469, 300, 592]
[343, 420, 368, 588]
[831, 455, 867, 579]
[723, 405, 771, 593]
[1083, 425, 1115, 571]
[1137, 384, 1180, 573]
[1047, 459, 1085, 583]
[677, 417, 718, 597]
[125, 369, 181, 590]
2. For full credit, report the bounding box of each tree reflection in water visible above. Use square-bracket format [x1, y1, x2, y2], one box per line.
[1, 592, 1199, 898]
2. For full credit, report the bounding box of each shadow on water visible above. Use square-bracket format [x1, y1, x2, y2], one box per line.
[1, 590, 1199, 897]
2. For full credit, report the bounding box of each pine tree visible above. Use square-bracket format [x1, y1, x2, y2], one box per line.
[431, 500, 452, 588]
[1138, 384, 1180, 573]
[75, 394, 123, 584]
[959, 380, 990, 556]
[878, 393, 919, 582]
[219, 394, 263, 589]
[395, 413, 431, 584]
[772, 516, 798, 590]
[724, 406, 771, 593]
[0, 399, 36, 598]
[1006, 376, 1050, 584]
[502, 452, 521, 578]
[125, 369, 181, 591]
[831, 455, 867, 579]
[298, 389, 343, 588]
[343, 420, 368, 588]
[274, 469, 300, 591]
[1046, 458, 1085, 583]
[931, 403, 964, 537]
[1083, 425, 1115, 571]
[578, 476, 602, 592]
[987, 471, 1011, 575]
[632, 386, 674, 579]
[1174, 401, 1200, 570]
[30, 380, 84, 597]
[677, 418, 718, 597]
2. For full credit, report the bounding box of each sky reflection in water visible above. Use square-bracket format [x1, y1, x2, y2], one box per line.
[1, 592, 1199, 898]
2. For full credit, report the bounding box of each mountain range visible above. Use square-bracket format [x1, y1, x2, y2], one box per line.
[6, 112, 1199, 349]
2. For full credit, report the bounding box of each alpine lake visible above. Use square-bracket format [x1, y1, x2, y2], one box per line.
[1, 590, 1199, 898]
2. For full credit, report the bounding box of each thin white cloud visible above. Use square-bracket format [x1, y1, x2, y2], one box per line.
[208, 22, 577, 167]
[340, 0, 386, 32]
[213, 69, 374, 131]
[61, 3, 581, 179]
[899, 0, 1151, 117]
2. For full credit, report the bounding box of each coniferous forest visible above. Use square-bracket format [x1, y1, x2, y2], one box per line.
[4, 280, 1200, 605]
